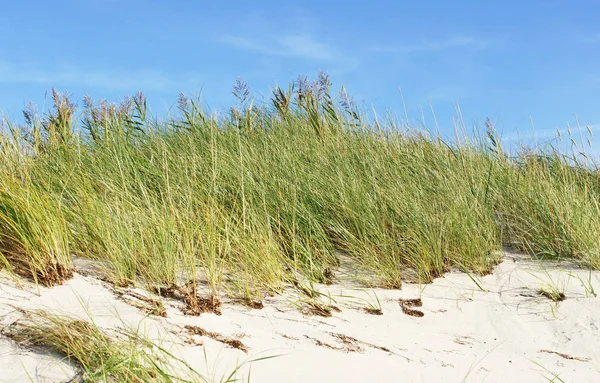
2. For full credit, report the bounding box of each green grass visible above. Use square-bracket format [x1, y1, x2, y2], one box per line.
[2, 308, 208, 382]
[2, 307, 273, 383]
[1, 73, 599, 306]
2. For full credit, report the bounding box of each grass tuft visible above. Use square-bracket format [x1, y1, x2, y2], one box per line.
[2, 309, 207, 382]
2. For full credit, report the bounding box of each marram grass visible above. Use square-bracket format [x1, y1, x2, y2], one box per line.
[0, 74, 599, 304]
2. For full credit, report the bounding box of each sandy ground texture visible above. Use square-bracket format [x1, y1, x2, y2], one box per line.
[1, 250, 599, 383]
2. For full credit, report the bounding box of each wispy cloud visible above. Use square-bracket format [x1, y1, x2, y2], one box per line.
[0, 61, 204, 91]
[219, 33, 338, 62]
[371, 36, 490, 54]
[216, 11, 360, 76]
[218, 31, 360, 76]
[577, 34, 600, 44]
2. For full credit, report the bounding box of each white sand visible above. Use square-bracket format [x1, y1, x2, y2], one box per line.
[1, 251, 599, 382]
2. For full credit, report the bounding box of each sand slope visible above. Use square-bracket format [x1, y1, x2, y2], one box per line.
[1, 251, 599, 382]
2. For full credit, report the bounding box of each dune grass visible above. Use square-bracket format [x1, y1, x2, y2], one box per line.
[1, 308, 255, 383]
[0, 73, 599, 306]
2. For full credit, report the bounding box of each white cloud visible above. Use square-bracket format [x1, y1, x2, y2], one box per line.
[219, 33, 338, 62]
[0, 61, 205, 91]
[216, 11, 360, 76]
[371, 36, 490, 54]
[218, 31, 360, 76]
[578, 34, 600, 44]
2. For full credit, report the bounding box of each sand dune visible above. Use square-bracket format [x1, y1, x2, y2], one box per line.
[1, 251, 599, 382]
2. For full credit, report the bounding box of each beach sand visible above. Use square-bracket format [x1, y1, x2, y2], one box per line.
[1, 250, 599, 382]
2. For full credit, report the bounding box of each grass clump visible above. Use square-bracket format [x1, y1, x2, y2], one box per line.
[2, 309, 207, 383]
[0, 73, 599, 303]
[0, 176, 72, 286]
[498, 150, 600, 267]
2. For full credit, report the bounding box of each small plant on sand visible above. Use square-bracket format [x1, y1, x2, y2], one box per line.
[539, 287, 566, 303]
[340, 289, 383, 315]
[289, 280, 340, 317]
[568, 269, 597, 298]
[528, 266, 567, 302]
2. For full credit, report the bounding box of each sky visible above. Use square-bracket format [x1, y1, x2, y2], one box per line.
[1, 0, 600, 150]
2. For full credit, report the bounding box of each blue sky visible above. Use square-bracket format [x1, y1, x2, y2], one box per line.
[1, 0, 599, 149]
